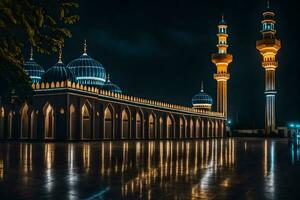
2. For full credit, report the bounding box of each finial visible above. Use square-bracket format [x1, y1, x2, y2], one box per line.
[201, 81, 204, 92]
[222, 14, 224, 21]
[107, 73, 110, 82]
[58, 45, 62, 63]
[267, 0, 270, 9]
[30, 46, 33, 60]
[83, 39, 87, 55]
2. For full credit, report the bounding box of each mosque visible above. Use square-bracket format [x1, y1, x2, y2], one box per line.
[0, 18, 232, 140]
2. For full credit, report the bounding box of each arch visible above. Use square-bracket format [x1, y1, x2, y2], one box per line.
[211, 120, 215, 138]
[121, 107, 130, 139]
[195, 119, 200, 138]
[0, 107, 4, 138]
[30, 111, 37, 139]
[184, 116, 187, 138]
[81, 103, 92, 139]
[190, 118, 194, 138]
[69, 104, 76, 139]
[8, 111, 13, 139]
[104, 104, 114, 139]
[159, 117, 164, 139]
[166, 115, 175, 139]
[201, 119, 205, 138]
[215, 120, 219, 138]
[206, 120, 210, 138]
[20, 103, 29, 139]
[148, 113, 155, 139]
[135, 110, 143, 139]
[43, 103, 54, 139]
[220, 121, 224, 137]
[179, 117, 184, 138]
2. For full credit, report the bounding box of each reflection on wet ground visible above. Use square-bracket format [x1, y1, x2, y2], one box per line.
[0, 138, 299, 199]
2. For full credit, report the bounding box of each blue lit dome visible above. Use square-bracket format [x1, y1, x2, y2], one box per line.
[67, 41, 106, 87]
[23, 49, 45, 83]
[42, 50, 75, 83]
[192, 83, 213, 110]
[102, 74, 122, 93]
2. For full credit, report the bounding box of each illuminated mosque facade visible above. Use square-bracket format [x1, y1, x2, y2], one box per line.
[0, 3, 281, 140]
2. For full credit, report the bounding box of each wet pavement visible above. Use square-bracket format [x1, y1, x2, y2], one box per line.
[0, 138, 299, 199]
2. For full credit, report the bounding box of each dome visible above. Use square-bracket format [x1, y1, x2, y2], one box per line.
[67, 40, 106, 87]
[23, 48, 45, 83]
[102, 74, 122, 93]
[192, 83, 213, 109]
[192, 91, 213, 106]
[42, 49, 75, 83]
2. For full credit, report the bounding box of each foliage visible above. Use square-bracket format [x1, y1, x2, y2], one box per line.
[0, 0, 79, 103]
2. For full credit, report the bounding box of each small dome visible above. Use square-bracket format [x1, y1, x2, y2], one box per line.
[102, 74, 122, 93]
[192, 83, 213, 107]
[67, 40, 106, 87]
[23, 48, 45, 83]
[42, 49, 75, 83]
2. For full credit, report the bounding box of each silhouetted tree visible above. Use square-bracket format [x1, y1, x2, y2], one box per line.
[0, 0, 79, 103]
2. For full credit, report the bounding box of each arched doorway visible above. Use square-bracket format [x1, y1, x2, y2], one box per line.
[179, 117, 184, 138]
[166, 115, 174, 139]
[211, 121, 215, 138]
[201, 120, 205, 138]
[0, 107, 4, 138]
[221, 121, 224, 137]
[121, 108, 130, 139]
[30, 111, 37, 139]
[206, 120, 210, 138]
[81, 103, 92, 139]
[104, 105, 114, 139]
[136, 111, 143, 139]
[69, 104, 76, 140]
[190, 119, 194, 138]
[196, 119, 200, 138]
[8, 111, 13, 139]
[215, 121, 219, 137]
[159, 117, 163, 139]
[44, 104, 54, 139]
[20, 103, 29, 139]
[148, 113, 155, 139]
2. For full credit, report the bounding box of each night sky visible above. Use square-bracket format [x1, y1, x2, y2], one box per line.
[34, 0, 299, 128]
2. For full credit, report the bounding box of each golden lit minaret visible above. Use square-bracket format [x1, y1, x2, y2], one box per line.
[212, 16, 233, 118]
[256, 2, 281, 135]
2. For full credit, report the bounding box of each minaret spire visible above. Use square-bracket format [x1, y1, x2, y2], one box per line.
[201, 81, 204, 92]
[58, 45, 63, 63]
[30, 46, 33, 60]
[83, 39, 87, 55]
[107, 73, 110, 82]
[267, 0, 270, 9]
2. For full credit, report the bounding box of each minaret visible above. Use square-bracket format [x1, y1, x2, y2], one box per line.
[256, 2, 281, 135]
[212, 16, 233, 118]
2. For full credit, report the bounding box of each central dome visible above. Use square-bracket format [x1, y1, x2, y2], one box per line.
[67, 41, 106, 87]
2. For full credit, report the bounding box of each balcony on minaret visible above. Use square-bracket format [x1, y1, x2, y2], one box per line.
[211, 53, 233, 64]
[214, 73, 230, 81]
[256, 38, 281, 52]
[262, 61, 278, 69]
